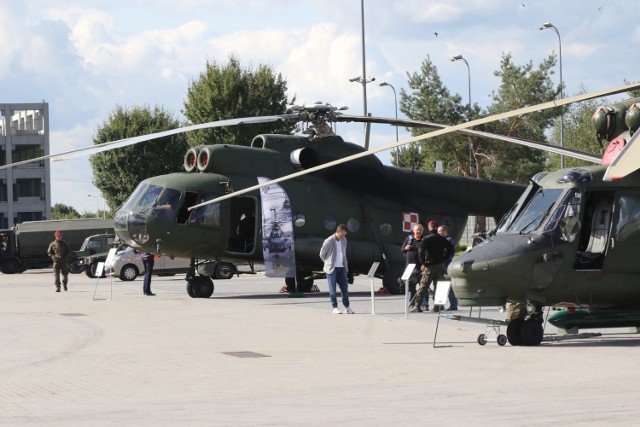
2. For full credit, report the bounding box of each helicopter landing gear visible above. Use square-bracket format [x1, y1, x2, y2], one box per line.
[186, 276, 214, 298]
[506, 302, 544, 346]
[382, 264, 405, 294]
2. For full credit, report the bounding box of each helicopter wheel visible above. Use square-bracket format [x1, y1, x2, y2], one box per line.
[477, 334, 487, 346]
[497, 334, 508, 346]
[382, 264, 405, 294]
[187, 276, 214, 298]
[296, 270, 314, 293]
[521, 318, 544, 346]
[506, 318, 524, 346]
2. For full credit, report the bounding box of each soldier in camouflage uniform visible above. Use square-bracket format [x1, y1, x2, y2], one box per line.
[47, 230, 71, 292]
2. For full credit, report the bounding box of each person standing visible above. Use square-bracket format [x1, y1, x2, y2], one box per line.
[412, 220, 454, 313]
[401, 223, 423, 308]
[438, 224, 458, 310]
[141, 251, 156, 296]
[47, 230, 71, 292]
[319, 224, 353, 314]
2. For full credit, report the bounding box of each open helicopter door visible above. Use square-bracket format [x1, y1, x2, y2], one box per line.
[226, 196, 257, 254]
[596, 190, 640, 273]
[574, 192, 614, 270]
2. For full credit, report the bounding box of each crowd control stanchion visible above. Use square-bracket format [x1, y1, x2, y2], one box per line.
[400, 264, 415, 319]
[367, 262, 380, 315]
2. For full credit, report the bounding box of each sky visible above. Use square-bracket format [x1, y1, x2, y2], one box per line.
[1, 0, 638, 213]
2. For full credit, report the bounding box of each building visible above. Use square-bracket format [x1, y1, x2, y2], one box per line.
[0, 103, 51, 228]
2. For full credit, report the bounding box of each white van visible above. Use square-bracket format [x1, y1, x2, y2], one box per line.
[106, 247, 235, 281]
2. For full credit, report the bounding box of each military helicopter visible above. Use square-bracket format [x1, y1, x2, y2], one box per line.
[2, 84, 636, 305]
[448, 96, 640, 346]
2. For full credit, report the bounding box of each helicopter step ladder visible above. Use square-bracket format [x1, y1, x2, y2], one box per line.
[443, 314, 509, 346]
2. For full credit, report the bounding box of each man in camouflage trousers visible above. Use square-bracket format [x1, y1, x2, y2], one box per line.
[47, 230, 72, 292]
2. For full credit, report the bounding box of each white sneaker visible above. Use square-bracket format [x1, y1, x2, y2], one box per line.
[345, 306, 354, 314]
[332, 307, 342, 314]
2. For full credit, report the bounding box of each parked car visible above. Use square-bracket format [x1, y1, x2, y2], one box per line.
[105, 246, 236, 281]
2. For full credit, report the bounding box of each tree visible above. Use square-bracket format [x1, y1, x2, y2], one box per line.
[90, 105, 188, 209]
[480, 53, 559, 183]
[398, 56, 469, 174]
[52, 203, 80, 219]
[546, 85, 603, 170]
[182, 55, 296, 147]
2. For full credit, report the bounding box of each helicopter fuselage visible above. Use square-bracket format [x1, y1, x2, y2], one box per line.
[114, 134, 524, 290]
[450, 165, 640, 309]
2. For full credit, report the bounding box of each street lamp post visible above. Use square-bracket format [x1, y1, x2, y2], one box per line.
[539, 22, 564, 169]
[450, 54, 473, 174]
[349, 75, 376, 149]
[88, 194, 102, 219]
[379, 82, 400, 165]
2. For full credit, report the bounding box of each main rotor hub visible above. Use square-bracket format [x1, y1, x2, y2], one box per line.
[287, 102, 348, 139]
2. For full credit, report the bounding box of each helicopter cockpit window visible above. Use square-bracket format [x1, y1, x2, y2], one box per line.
[122, 183, 148, 210]
[134, 185, 163, 213]
[544, 189, 582, 232]
[188, 194, 220, 226]
[154, 188, 181, 220]
[509, 188, 563, 233]
[496, 184, 535, 233]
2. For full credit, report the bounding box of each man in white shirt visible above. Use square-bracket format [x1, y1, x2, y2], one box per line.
[319, 224, 354, 314]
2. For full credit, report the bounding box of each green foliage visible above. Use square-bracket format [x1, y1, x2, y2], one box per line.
[183, 55, 296, 147]
[51, 203, 80, 219]
[90, 105, 188, 209]
[625, 79, 640, 98]
[546, 85, 603, 170]
[399, 53, 560, 184]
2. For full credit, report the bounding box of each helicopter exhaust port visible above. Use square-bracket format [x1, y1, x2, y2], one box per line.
[290, 148, 320, 169]
[183, 147, 200, 172]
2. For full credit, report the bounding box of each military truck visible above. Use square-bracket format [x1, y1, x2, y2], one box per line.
[0, 218, 114, 274]
[73, 233, 119, 278]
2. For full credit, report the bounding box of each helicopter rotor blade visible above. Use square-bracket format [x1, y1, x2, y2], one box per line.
[0, 114, 298, 170]
[188, 82, 640, 210]
[336, 115, 601, 163]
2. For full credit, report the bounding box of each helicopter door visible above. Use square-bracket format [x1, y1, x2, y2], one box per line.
[227, 197, 257, 254]
[574, 193, 614, 270]
[601, 192, 640, 273]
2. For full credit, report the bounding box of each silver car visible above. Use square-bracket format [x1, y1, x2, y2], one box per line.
[106, 246, 235, 281]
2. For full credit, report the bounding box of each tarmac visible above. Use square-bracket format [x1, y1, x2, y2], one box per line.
[2, 269, 640, 426]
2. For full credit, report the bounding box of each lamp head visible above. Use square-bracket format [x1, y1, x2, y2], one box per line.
[538, 22, 554, 30]
[349, 76, 362, 83]
[451, 55, 464, 62]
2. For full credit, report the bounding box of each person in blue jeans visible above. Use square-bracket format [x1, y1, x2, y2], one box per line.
[319, 224, 353, 314]
[141, 252, 156, 296]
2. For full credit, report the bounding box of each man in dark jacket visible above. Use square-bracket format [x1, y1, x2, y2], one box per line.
[401, 223, 423, 307]
[411, 220, 454, 313]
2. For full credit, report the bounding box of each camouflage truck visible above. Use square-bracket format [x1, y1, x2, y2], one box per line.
[0, 218, 114, 274]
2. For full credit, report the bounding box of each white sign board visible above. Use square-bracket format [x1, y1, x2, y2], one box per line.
[95, 262, 105, 277]
[434, 281, 451, 306]
[104, 248, 118, 270]
[401, 264, 415, 281]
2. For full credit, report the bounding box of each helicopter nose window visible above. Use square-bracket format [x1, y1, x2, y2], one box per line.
[347, 218, 360, 233]
[122, 183, 148, 210]
[324, 216, 337, 231]
[510, 188, 563, 233]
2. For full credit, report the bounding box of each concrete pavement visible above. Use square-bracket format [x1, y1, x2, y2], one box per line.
[1, 269, 640, 426]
